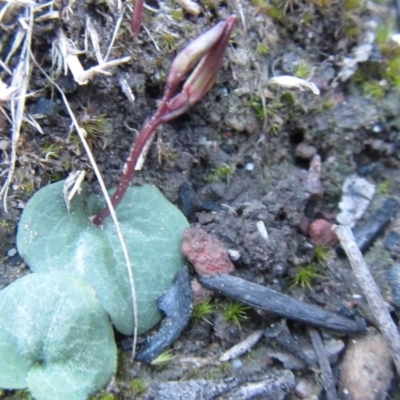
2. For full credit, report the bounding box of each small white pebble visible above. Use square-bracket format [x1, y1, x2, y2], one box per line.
[373, 124, 383, 133]
[256, 220, 268, 242]
[295, 378, 314, 398]
[228, 249, 241, 261]
[0, 140, 9, 151]
[245, 162, 254, 171]
[231, 359, 243, 369]
[391, 33, 400, 46]
[7, 248, 17, 257]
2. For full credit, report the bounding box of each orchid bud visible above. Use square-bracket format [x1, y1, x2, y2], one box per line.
[162, 15, 237, 122]
[182, 15, 236, 103]
[166, 19, 228, 93]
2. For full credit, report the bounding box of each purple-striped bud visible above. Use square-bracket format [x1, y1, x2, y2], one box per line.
[166, 18, 232, 94]
[183, 15, 236, 103]
[162, 15, 237, 122]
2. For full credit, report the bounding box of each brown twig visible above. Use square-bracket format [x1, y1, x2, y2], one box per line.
[308, 327, 338, 400]
[333, 224, 400, 376]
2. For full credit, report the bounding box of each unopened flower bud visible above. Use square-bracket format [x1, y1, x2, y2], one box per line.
[166, 17, 235, 94]
[162, 15, 237, 122]
[183, 15, 236, 103]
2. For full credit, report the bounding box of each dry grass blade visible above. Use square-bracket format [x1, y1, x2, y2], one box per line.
[0, 5, 34, 212]
[104, 0, 124, 62]
[29, 55, 139, 359]
[4, 30, 25, 65]
[0, 78, 17, 101]
[86, 17, 104, 64]
[54, 26, 130, 85]
[63, 170, 86, 211]
[0, 0, 35, 24]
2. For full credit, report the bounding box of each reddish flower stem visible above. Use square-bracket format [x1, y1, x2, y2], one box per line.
[92, 16, 237, 226]
[131, 0, 144, 34]
[92, 111, 164, 226]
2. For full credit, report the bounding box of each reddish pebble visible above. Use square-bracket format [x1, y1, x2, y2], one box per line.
[309, 219, 338, 246]
[182, 227, 235, 276]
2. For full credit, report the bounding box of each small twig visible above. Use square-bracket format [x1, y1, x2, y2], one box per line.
[264, 320, 316, 368]
[308, 327, 338, 400]
[333, 224, 400, 376]
[104, 0, 125, 62]
[220, 330, 264, 362]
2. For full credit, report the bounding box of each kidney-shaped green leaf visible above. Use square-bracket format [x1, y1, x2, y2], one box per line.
[17, 181, 189, 335]
[0, 272, 117, 400]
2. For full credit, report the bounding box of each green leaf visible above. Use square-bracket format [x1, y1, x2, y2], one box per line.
[17, 181, 189, 335]
[0, 273, 117, 400]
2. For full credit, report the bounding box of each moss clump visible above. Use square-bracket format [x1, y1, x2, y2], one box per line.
[221, 300, 250, 326]
[289, 264, 325, 291]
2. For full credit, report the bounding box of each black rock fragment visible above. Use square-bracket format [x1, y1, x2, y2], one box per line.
[32, 98, 59, 117]
[200, 274, 366, 334]
[353, 198, 399, 253]
[178, 181, 202, 218]
[178, 181, 222, 218]
[336, 198, 399, 256]
[385, 231, 400, 259]
[136, 266, 193, 363]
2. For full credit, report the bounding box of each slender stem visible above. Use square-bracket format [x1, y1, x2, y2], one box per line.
[131, 0, 144, 34]
[92, 112, 163, 225]
[93, 16, 236, 225]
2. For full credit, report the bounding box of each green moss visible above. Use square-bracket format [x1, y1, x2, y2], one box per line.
[221, 300, 250, 326]
[200, 0, 218, 10]
[171, 8, 184, 21]
[160, 31, 179, 52]
[344, 0, 361, 11]
[42, 143, 62, 160]
[81, 113, 111, 138]
[321, 97, 336, 111]
[23, 182, 35, 195]
[294, 61, 312, 79]
[10, 390, 32, 399]
[48, 171, 64, 182]
[362, 80, 386, 99]
[310, 0, 330, 7]
[314, 245, 329, 265]
[289, 264, 324, 291]
[256, 43, 269, 56]
[90, 392, 115, 400]
[151, 349, 176, 366]
[385, 57, 400, 89]
[192, 299, 216, 322]
[129, 379, 147, 395]
[207, 164, 235, 184]
[377, 178, 392, 194]
[375, 24, 392, 46]
[249, 94, 265, 120]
